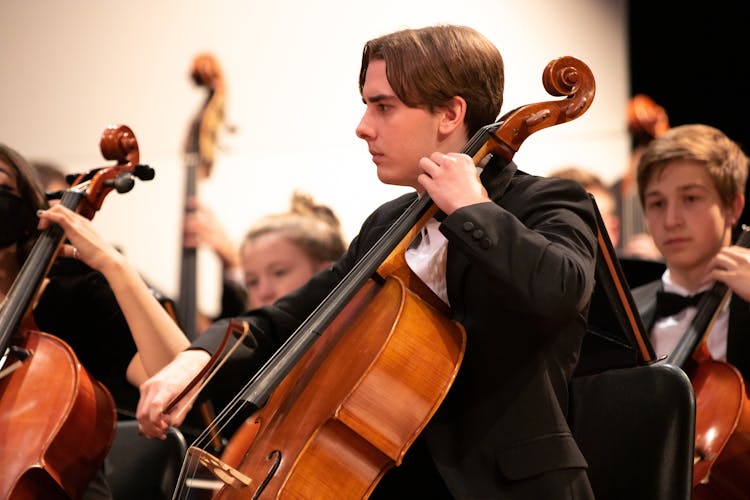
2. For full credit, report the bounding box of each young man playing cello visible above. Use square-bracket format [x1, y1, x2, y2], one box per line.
[136, 24, 598, 499]
[630, 124, 750, 498]
[632, 124, 750, 373]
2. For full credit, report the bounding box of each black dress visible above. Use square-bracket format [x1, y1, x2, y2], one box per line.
[33, 257, 139, 417]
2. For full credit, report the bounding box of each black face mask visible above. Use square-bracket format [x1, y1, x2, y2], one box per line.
[0, 190, 30, 249]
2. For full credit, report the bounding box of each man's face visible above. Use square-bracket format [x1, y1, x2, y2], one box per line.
[643, 161, 737, 275]
[355, 60, 444, 191]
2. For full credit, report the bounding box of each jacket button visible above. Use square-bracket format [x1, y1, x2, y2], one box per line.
[462, 221, 475, 231]
[480, 237, 492, 249]
[472, 229, 484, 239]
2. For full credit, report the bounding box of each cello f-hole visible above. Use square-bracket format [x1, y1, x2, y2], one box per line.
[253, 450, 282, 500]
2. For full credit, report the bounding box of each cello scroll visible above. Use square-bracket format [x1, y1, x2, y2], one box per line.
[477, 55, 595, 162]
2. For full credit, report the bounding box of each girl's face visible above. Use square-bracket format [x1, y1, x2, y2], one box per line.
[241, 232, 327, 309]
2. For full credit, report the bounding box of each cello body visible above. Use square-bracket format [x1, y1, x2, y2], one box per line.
[691, 358, 750, 499]
[214, 276, 465, 498]
[0, 331, 115, 499]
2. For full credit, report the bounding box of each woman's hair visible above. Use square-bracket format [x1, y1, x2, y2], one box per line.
[0, 143, 49, 260]
[30, 160, 68, 191]
[241, 191, 347, 265]
[636, 124, 749, 208]
[359, 24, 504, 138]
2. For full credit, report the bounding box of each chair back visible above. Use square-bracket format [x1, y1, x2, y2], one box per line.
[569, 363, 695, 500]
[105, 419, 188, 500]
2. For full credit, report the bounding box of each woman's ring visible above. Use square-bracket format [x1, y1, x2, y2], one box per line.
[73, 247, 79, 259]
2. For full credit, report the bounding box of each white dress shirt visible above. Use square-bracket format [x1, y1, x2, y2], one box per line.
[651, 269, 729, 361]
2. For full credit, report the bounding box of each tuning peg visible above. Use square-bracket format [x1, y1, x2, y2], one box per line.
[134, 164, 155, 181]
[103, 173, 135, 194]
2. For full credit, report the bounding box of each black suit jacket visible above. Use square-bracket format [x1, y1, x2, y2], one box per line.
[195, 158, 599, 498]
[632, 280, 750, 379]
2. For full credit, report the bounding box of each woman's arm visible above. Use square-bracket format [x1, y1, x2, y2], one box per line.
[37, 204, 189, 385]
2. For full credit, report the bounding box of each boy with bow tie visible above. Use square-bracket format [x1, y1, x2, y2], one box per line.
[631, 124, 750, 376]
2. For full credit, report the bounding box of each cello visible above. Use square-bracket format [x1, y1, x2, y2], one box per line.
[171, 55, 595, 499]
[667, 226, 750, 499]
[0, 125, 153, 498]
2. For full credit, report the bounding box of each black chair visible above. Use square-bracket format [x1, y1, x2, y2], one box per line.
[105, 419, 188, 500]
[569, 363, 695, 500]
[569, 195, 695, 500]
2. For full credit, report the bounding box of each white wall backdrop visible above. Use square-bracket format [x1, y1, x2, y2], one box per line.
[0, 0, 629, 315]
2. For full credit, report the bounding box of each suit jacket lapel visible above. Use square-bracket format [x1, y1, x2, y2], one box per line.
[632, 280, 662, 333]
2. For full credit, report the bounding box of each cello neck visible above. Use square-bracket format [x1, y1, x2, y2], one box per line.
[0, 190, 83, 350]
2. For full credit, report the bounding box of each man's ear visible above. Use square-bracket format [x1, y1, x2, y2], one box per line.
[730, 193, 745, 226]
[438, 96, 467, 136]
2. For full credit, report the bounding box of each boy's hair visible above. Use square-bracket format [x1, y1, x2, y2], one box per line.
[359, 24, 504, 138]
[636, 124, 749, 208]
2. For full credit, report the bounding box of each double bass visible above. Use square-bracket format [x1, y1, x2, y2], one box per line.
[171, 56, 595, 499]
[0, 125, 153, 498]
[179, 52, 231, 341]
[668, 226, 750, 499]
[178, 51, 233, 454]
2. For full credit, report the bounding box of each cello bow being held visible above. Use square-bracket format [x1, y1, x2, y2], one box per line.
[0, 125, 154, 499]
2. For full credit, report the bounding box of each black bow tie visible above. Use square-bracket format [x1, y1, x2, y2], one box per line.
[654, 291, 707, 320]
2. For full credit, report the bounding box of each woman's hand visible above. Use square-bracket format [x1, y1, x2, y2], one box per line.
[36, 204, 125, 273]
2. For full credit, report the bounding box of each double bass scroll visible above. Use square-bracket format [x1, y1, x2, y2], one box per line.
[172, 56, 596, 500]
